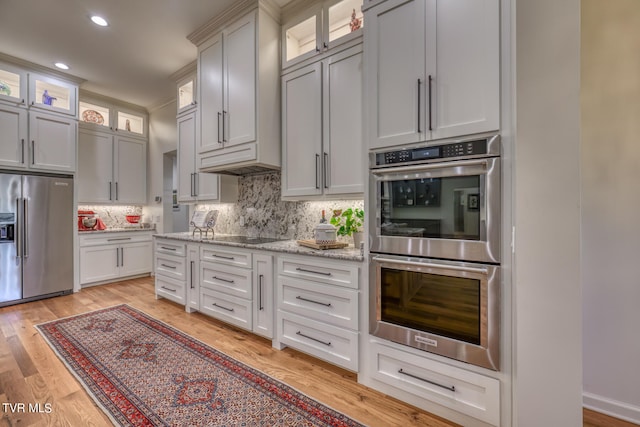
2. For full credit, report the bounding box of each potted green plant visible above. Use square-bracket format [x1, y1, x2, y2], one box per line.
[330, 208, 364, 248]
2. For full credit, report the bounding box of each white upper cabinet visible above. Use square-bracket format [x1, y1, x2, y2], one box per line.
[365, 0, 500, 149]
[0, 104, 28, 169]
[283, 0, 364, 69]
[282, 44, 363, 199]
[79, 97, 147, 138]
[28, 72, 77, 118]
[28, 111, 77, 173]
[177, 73, 197, 115]
[194, 4, 280, 174]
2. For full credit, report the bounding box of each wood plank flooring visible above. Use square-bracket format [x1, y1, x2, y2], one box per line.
[0, 277, 634, 427]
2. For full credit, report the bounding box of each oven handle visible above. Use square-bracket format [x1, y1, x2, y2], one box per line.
[372, 256, 488, 275]
[370, 158, 490, 175]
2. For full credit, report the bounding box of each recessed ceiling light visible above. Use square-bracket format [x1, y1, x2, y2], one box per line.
[91, 15, 108, 27]
[54, 62, 70, 70]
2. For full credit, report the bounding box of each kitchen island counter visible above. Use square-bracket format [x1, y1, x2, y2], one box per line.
[154, 232, 364, 262]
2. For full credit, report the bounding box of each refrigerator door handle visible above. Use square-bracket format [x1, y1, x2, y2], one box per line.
[15, 198, 22, 260]
[23, 198, 28, 258]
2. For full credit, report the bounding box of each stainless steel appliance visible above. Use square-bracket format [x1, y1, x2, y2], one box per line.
[368, 134, 501, 370]
[0, 172, 74, 307]
[369, 254, 500, 370]
[369, 134, 500, 264]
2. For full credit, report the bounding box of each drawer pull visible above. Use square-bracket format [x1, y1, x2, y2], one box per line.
[295, 296, 332, 307]
[161, 246, 177, 251]
[161, 286, 176, 293]
[212, 302, 234, 312]
[398, 369, 456, 392]
[212, 275, 235, 284]
[295, 267, 332, 276]
[213, 254, 235, 260]
[161, 264, 177, 269]
[296, 331, 331, 347]
[108, 237, 132, 241]
[259, 274, 264, 311]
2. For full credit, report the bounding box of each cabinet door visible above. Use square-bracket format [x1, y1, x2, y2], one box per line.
[0, 104, 27, 169]
[223, 12, 257, 147]
[120, 242, 152, 277]
[198, 33, 224, 154]
[431, 0, 500, 139]
[80, 245, 119, 285]
[29, 111, 77, 173]
[78, 129, 114, 203]
[177, 111, 196, 203]
[196, 173, 220, 201]
[281, 62, 323, 197]
[28, 73, 78, 117]
[365, 0, 427, 149]
[324, 47, 364, 195]
[253, 254, 274, 339]
[186, 245, 200, 312]
[114, 136, 146, 204]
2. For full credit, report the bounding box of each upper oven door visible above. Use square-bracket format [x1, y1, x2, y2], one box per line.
[369, 156, 500, 263]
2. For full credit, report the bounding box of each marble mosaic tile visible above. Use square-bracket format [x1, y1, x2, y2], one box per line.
[78, 205, 144, 228]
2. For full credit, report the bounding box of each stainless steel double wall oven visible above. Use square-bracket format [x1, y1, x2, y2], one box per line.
[369, 134, 501, 370]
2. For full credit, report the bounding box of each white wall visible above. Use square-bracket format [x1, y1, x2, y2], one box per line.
[145, 100, 178, 234]
[581, 0, 640, 422]
[513, 0, 583, 425]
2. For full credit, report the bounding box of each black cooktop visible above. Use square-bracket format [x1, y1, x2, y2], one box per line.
[211, 235, 284, 245]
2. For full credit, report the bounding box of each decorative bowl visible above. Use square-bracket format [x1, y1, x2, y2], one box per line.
[125, 215, 141, 224]
[82, 217, 97, 229]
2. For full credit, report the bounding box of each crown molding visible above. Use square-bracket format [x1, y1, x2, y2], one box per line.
[79, 89, 148, 113]
[0, 51, 86, 85]
[169, 60, 197, 82]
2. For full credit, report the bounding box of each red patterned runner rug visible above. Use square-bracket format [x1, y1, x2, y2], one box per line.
[36, 304, 366, 427]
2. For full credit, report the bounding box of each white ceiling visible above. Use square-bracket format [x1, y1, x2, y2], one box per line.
[0, 0, 292, 110]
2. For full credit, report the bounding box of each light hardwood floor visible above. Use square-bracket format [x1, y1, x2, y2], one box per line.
[0, 277, 634, 427]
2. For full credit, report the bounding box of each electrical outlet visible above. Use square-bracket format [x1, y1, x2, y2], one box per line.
[239, 216, 245, 227]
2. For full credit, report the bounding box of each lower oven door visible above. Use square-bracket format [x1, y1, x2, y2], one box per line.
[370, 254, 500, 370]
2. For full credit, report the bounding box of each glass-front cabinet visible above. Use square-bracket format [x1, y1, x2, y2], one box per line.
[79, 100, 111, 130]
[0, 62, 27, 106]
[79, 97, 147, 138]
[28, 73, 77, 117]
[177, 74, 197, 115]
[283, 0, 364, 69]
[116, 109, 145, 136]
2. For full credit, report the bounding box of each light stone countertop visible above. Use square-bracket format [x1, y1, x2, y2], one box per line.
[79, 226, 155, 234]
[154, 232, 364, 262]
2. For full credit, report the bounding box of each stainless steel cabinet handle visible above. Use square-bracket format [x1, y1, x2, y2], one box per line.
[161, 246, 176, 251]
[370, 158, 489, 175]
[296, 295, 332, 307]
[323, 152, 329, 189]
[417, 79, 422, 133]
[428, 75, 433, 131]
[190, 261, 195, 289]
[315, 154, 320, 189]
[161, 263, 176, 269]
[222, 110, 227, 142]
[212, 302, 234, 312]
[213, 254, 235, 260]
[115, 182, 119, 200]
[296, 331, 331, 346]
[193, 173, 198, 197]
[217, 112, 222, 143]
[295, 267, 332, 276]
[212, 275, 234, 284]
[108, 237, 131, 241]
[161, 286, 176, 293]
[120, 247, 124, 267]
[398, 369, 455, 392]
[31, 140, 35, 165]
[116, 248, 120, 267]
[21, 139, 25, 164]
[23, 198, 28, 258]
[258, 274, 264, 311]
[109, 182, 112, 201]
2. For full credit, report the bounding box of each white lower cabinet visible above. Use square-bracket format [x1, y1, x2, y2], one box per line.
[154, 238, 187, 305]
[252, 253, 274, 339]
[368, 340, 500, 426]
[80, 231, 152, 286]
[276, 254, 360, 371]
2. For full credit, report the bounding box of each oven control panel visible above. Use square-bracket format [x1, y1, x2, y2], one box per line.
[375, 138, 490, 166]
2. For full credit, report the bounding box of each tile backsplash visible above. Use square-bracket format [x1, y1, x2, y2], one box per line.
[78, 205, 144, 228]
[195, 172, 364, 241]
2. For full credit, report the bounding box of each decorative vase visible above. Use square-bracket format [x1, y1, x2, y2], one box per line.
[352, 231, 364, 250]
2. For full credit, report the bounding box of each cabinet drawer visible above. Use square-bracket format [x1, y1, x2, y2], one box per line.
[155, 239, 186, 257]
[369, 341, 500, 426]
[201, 246, 252, 268]
[155, 275, 186, 305]
[200, 261, 252, 299]
[155, 254, 186, 281]
[278, 277, 358, 330]
[278, 256, 359, 289]
[277, 310, 358, 371]
[200, 288, 252, 331]
[80, 231, 153, 247]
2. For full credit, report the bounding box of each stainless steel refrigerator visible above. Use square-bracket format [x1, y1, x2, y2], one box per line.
[0, 172, 74, 307]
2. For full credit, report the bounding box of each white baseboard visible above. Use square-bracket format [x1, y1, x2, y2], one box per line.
[583, 392, 640, 425]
